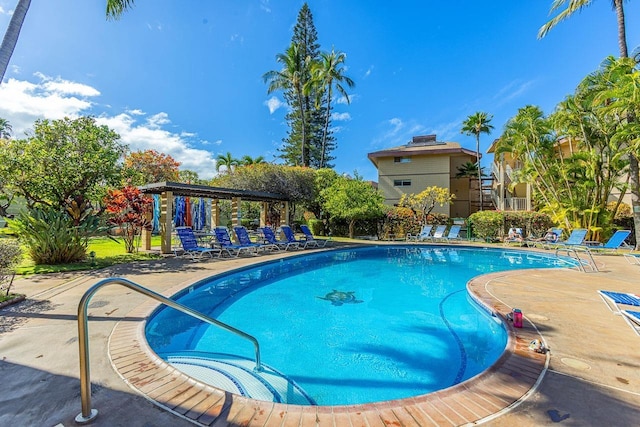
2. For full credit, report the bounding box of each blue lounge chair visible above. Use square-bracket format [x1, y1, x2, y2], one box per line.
[259, 227, 300, 251]
[300, 224, 329, 247]
[429, 225, 447, 242]
[233, 226, 278, 253]
[442, 225, 462, 243]
[406, 225, 433, 242]
[598, 290, 640, 314]
[280, 225, 312, 248]
[213, 227, 258, 257]
[621, 310, 640, 336]
[554, 228, 588, 248]
[175, 227, 221, 261]
[584, 230, 632, 253]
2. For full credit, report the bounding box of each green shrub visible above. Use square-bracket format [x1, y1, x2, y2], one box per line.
[9, 207, 107, 265]
[307, 219, 324, 236]
[469, 211, 504, 241]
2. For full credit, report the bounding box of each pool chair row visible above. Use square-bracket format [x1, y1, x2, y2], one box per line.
[533, 228, 633, 253]
[598, 290, 640, 336]
[406, 224, 463, 243]
[174, 224, 329, 261]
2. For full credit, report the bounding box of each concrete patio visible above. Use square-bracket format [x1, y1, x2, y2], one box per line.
[1, 244, 639, 426]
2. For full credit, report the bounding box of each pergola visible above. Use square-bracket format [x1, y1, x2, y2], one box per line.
[138, 181, 289, 254]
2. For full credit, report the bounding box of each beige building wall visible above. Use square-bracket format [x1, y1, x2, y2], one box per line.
[377, 153, 475, 217]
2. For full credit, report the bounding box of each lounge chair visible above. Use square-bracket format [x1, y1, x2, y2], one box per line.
[175, 227, 221, 261]
[442, 225, 462, 243]
[299, 224, 329, 247]
[233, 226, 278, 253]
[624, 252, 640, 265]
[280, 224, 313, 248]
[504, 227, 524, 245]
[259, 226, 300, 251]
[406, 225, 433, 242]
[525, 228, 560, 248]
[598, 290, 640, 314]
[554, 228, 588, 248]
[213, 226, 258, 257]
[429, 225, 447, 242]
[621, 310, 640, 336]
[583, 230, 632, 253]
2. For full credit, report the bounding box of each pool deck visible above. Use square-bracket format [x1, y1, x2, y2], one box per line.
[1, 242, 640, 426]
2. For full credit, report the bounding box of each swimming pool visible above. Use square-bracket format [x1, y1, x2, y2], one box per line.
[146, 246, 574, 406]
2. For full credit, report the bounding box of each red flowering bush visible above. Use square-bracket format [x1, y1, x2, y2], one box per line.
[104, 186, 153, 253]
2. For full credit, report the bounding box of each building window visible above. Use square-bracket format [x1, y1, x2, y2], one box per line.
[394, 156, 411, 163]
[393, 179, 411, 187]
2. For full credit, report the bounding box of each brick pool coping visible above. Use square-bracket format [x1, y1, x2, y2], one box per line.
[108, 269, 548, 426]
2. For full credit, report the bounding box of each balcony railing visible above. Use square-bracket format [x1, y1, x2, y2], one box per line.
[506, 197, 528, 211]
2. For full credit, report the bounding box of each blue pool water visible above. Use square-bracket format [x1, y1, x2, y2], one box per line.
[146, 246, 574, 405]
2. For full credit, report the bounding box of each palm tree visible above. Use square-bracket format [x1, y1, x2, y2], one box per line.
[216, 152, 239, 173]
[538, 0, 628, 58]
[540, 1, 640, 249]
[263, 43, 309, 166]
[0, 118, 12, 139]
[241, 155, 266, 166]
[310, 49, 355, 168]
[0, 0, 31, 83]
[0, 1, 136, 84]
[461, 112, 494, 211]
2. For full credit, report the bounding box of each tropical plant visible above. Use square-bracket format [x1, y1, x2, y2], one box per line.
[264, 43, 310, 166]
[240, 155, 266, 166]
[0, 118, 12, 139]
[398, 186, 455, 225]
[461, 112, 494, 210]
[104, 186, 153, 253]
[0, 239, 22, 297]
[123, 149, 181, 185]
[538, 1, 639, 249]
[106, 0, 137, 20]
[310, 49, 355, 168]
[178, 169, 205, 185]
[321, 175, 384, 238]
[468, 210, 504, 241]
[9, 206, 107, 264]
[0, 116, 125, 212]
[215, 152, 239, 173]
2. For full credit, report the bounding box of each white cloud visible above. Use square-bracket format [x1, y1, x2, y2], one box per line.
[336, 94, 357, 105]
[364, 66, 374, 78]
[0, 6, 10, 16]
[493, 80, 535, 106]
[0, 73, 219, 179]
[331, 112, 351, 121]
[260, 0, 271, 13]
[264, 96, 285, 114]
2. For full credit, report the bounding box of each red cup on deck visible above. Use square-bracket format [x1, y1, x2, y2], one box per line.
[513, 308, 523, 328]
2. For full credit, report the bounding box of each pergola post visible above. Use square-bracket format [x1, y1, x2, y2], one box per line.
[160, 191, 174, 254]
[142, 210, 152, 251]
[260, 202, 268, 227]
[231, 197, 241, 227]
[211, 198, 220, 228]
[281, 201, 290, 225]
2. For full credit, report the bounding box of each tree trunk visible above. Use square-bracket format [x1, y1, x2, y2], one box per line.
[476, 135, 483, 211]
[0, 0, 31, 83]
[349, 219, 355, 239]
[614, 0, 628, 58]
[629, 154, 640, 250]
[320, 87, 332, 168]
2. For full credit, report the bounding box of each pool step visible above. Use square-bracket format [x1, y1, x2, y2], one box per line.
[165, 353, 315, 405]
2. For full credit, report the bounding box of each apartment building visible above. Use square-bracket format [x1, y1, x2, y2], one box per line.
[367, 135, 481, 217]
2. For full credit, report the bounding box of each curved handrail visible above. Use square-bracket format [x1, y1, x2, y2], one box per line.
[75, 277, 261, 424]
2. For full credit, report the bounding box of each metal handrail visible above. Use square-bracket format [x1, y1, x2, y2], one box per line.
[75, 277, 262, 424]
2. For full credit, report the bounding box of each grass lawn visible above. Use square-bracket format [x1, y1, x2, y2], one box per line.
[15, 235, 164, 275]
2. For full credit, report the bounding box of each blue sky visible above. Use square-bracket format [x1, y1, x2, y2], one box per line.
[1, 0, 638, 181]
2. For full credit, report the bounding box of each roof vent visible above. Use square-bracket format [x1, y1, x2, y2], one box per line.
[409, 135, 443, 146]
